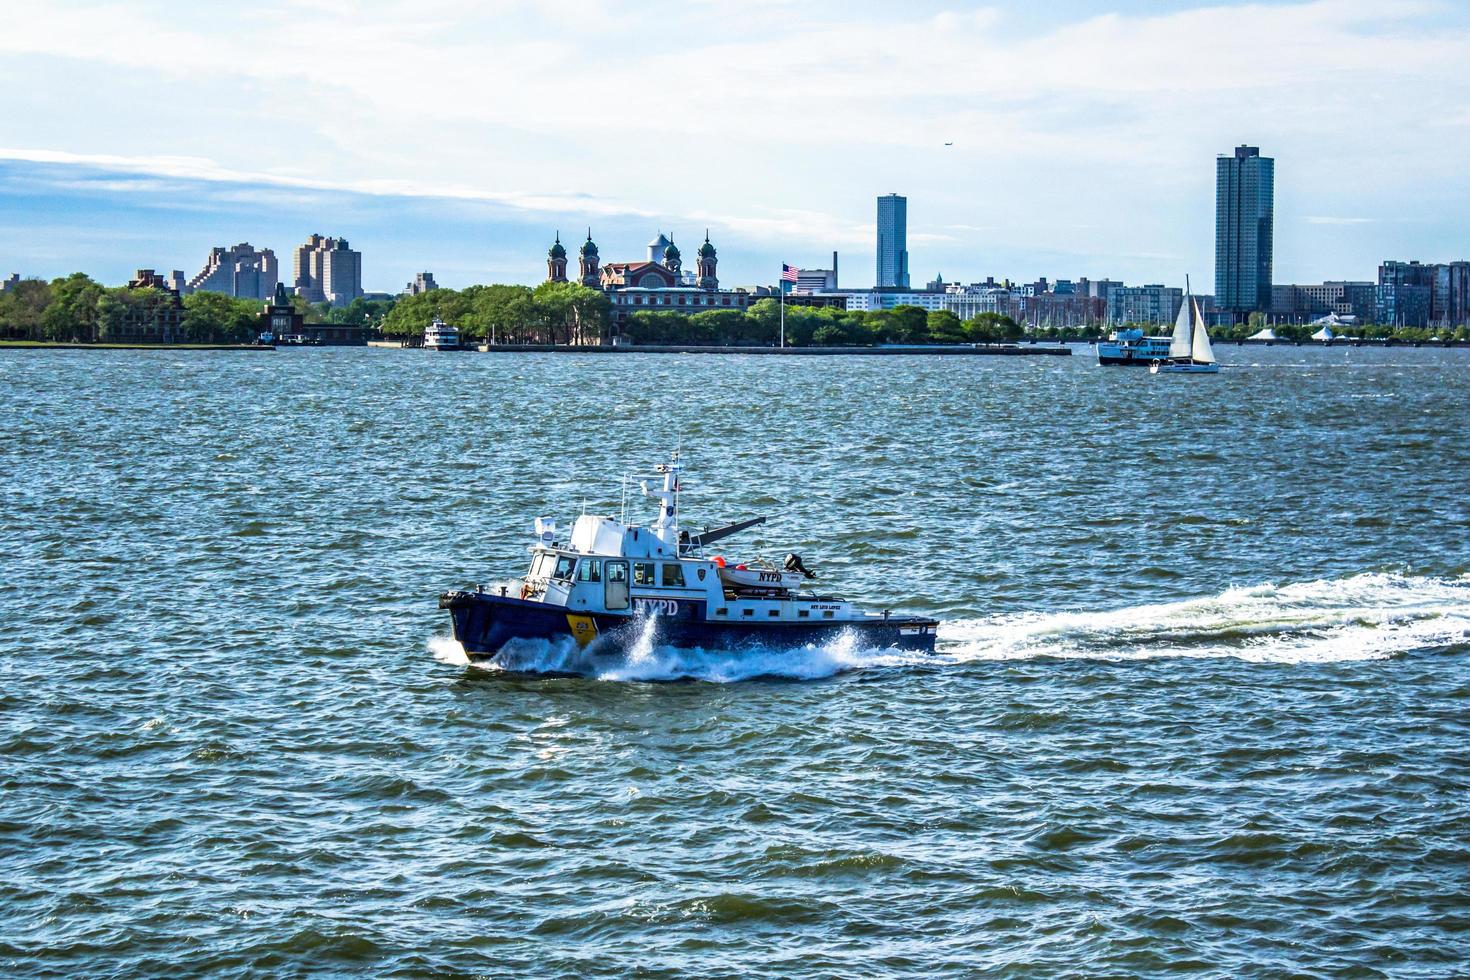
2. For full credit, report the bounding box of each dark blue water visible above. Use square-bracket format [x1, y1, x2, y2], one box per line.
[3, 347, 1469, 976]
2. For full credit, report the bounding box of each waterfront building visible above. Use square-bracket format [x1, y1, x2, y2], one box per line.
[1077, 278, 1123, 304]
[941, 286, 1023, 322]
[187, 243, 278, 300]
[1270, 282, 1376, 324]
[1216, 145, 1275, 320]
[404, 272, 439, 296]
[2, 273, 21, 292]
[1378, 260, 1470, 326]
[1375, 283, 1432, 328]
[118, 270, 185, 343]
[545, 230, 749, 341]
[839, 289, 947, 313]
[877, 194, 910, 289]
[259, 282, 303, 340]
[292, 234, 363, 307]
[1109, 284, 1184, 326]
[793, 254, 839, 295]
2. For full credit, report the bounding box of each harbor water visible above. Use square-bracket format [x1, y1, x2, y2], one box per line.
[3, 347, 1469, 976]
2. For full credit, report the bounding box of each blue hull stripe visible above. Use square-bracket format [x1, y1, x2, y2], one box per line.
[440, 592, 938, 656]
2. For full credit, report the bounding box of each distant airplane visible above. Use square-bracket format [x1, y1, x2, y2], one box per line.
[944, 142, 954, 146]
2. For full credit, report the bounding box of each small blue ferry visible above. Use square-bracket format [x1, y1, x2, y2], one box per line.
[439, 456, 939, 664]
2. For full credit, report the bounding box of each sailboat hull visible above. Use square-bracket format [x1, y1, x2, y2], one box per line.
[1150, 360, 1220, 374]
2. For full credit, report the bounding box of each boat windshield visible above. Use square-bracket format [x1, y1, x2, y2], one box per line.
[553, 555, 577, 581]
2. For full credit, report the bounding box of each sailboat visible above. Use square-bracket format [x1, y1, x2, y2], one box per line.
[1151, 279, 1220, 375]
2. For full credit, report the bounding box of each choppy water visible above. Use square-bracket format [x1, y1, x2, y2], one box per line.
[3, 346, 1469, 977]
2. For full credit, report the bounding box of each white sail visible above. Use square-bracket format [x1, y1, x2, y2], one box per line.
[1169, 293, 1193, 359]
[1190, 297, 1215, 364]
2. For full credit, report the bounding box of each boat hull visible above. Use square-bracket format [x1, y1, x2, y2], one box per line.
[1150, 360, 1220, 374]
[1098, 354, 1161, 366]
[439, 590, 939, 661]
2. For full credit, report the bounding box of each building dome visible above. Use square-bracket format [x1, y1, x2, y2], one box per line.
[548, 233, 566, 259]
[580, 229, 597, 255]
[699, 231, 716, 258]
[664, 239, 681, 260]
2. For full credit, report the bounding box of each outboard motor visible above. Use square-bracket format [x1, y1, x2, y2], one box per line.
[784, 553, 817, 580]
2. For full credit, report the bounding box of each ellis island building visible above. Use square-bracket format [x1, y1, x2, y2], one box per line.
[545, 230, 749, 340]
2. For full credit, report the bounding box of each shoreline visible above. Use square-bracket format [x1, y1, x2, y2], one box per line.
[0, 341, 275, 351]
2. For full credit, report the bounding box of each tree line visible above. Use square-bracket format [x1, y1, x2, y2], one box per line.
[8, 272, 1469, 346]
[0, 274, 264, 343]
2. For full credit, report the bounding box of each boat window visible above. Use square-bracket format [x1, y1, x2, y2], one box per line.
[553, 556, 577, 581]
[633, 562, 656, 586]
[715, 607, 728, 617]
[742, 609, 754, 617]
[577, 559, 602, 583]
[823, 611, 835, 619]
[768, 610, 780, 618]
[798, 610, 809, 618]
[661, 564, 686, 588]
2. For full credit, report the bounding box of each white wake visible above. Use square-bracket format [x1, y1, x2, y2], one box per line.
[427, 573, 1470, 681]
[940, 573, 1470, 665]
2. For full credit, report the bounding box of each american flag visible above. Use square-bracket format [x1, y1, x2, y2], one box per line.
[781, 263, 800, 283]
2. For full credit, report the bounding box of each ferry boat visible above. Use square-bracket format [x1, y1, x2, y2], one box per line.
[439, 456, 940, 665]
[423, 317, 461, 351]
[1098, 328, 1172, 366]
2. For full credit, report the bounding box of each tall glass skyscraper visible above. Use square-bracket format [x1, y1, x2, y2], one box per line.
[877, 193, 910, 289]
[1215, 146, 1275, 317]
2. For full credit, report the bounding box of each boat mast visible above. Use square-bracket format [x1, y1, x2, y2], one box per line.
[643, 453, 683, 548]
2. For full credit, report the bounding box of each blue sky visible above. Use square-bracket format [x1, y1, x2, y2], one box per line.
[2, 0, 1468, 292]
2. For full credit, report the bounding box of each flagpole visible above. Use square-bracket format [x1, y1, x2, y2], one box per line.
[780, 278, 785, 349]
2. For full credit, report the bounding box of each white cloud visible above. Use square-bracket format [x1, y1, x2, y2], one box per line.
[1, 0, 1468, 283]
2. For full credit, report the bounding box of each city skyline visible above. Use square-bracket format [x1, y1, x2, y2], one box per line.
[2, 1, 1469, 290]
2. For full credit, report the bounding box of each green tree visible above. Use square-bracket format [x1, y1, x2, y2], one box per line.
[0, 278, 53, 340]
[381, 290, 452, 339]
[886, 305, 929, 343]
[533, 281, 609, 345]
[182, 291, 260, 342]
[471, 284, 537, 344]
[43, 273, 104, 342]
[625, 311, 691, 344]
[926, 309, 966, 343]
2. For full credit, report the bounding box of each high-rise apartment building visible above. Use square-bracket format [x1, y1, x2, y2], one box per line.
[404, 272, 439, 296]
[187, 242, 278, 300]
[1109, 285, 1185, 326]
[1378, 260, 1470, 327]
[293, 234, 363, 307]
[876, 194, 909, 289]
[1215, 146, 1275, 319]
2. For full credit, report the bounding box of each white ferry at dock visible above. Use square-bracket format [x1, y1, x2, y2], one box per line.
[439, 456, 939, 666]
[423, 317, 462, 351]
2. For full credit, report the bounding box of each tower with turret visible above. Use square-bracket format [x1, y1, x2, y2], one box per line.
[662, 237, 682, 276]
[697, 231, 718, 290]
[579, 230, 600, 287]
[547, 233, 568, 283]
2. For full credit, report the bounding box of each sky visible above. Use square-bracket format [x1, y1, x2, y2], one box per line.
[1, 0, 1468, 293]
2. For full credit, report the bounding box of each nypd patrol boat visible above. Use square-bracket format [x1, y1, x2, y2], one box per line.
[438, 457, 940, 664]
